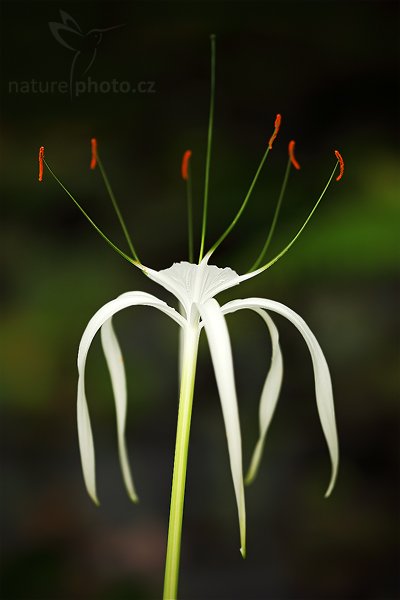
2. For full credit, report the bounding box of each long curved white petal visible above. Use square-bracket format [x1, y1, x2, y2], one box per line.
[242, 308, 283, 485]
[198, 298, 246, 557]
[101, 319, 137, 502]
[221, 298, 339, 497]
[77, 291, 185, 504]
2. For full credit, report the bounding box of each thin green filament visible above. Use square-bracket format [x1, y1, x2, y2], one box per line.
[198, 34, 216, 263]
[207, 145, 271, 258]
[43, 158, 137, 266]
[186, 164, 194, 263]
[96, 153, 140, 263]
[254, 162, 339, 274]
[249, 157, 292, 272]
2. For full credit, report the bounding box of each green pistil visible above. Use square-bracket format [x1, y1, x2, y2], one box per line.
[198, 34, 216, 263]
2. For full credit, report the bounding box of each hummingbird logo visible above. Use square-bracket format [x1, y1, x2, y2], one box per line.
[49, 10, 123, 97]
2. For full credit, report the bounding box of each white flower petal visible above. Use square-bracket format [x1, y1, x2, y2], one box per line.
[77, 378, 98, 505]
[77, 291, 185, 504]
[240, 308, 283, 485]
[101, 318, 137, 502]
[222, 298, 339, 497]
[178, 303, 185, 384]
[198, 298, 246, 557]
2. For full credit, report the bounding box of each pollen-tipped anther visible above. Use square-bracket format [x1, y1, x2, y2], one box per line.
[181, 150, 192, 181]
[334, 150, 344, 181]
[268, 114, 282, 150]
[90, 138, 98, 170]
[288, 140, 301, 170]
[38, 146, 45, 182]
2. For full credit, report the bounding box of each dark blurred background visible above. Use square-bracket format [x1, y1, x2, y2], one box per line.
[1, 1, 399, 599]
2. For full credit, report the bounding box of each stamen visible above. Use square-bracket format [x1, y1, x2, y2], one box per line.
[90, 138, 98, 170]
[248, 157, 340, 275]
[94, 142, 140, 263]
[268, 114, 281, 150]
[42, 155, 138, 267]
[288, 140, 301, 170]
[181, 150, 194, 262]
[206, 116, 278, 259]
[334, 150, 344, 181]
[248, 154, 292, 272]
[38, 146, 44, 182]
[181, 150, 192, 181]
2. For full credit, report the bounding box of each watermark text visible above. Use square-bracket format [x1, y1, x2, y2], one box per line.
[8, 77, 156, 96]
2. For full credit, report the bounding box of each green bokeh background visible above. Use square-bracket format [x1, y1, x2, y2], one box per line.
[1, 2, 399, 599]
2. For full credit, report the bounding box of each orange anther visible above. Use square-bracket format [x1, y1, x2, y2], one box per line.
[181, 149, 192, 181]
[268, 113, 281, 150]
[38, 146, 45, 182]
[288, 140, 301, 170]
[334, 150, 344, 181]
[90, 138, 97, 170]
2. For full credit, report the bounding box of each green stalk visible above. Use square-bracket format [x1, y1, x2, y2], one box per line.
[198, 34, 216, 263]
[186, 165, 194, 263]
[248, 158, 292, 272]
[96, 153, 140, 263]
[43, 158, 137, 267]
[163, 324, 200, 600]
[206, 145, 271, 258]
[254, 162, 339, 274]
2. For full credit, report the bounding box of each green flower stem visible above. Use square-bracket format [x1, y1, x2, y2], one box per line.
[163, 324, 200, 600]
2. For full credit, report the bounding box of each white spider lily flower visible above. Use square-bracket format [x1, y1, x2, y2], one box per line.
[40, 35, 344, 598]
[77, 255, 339, 559]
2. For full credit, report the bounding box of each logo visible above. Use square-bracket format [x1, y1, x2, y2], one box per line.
[49, 10, 122, 97]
